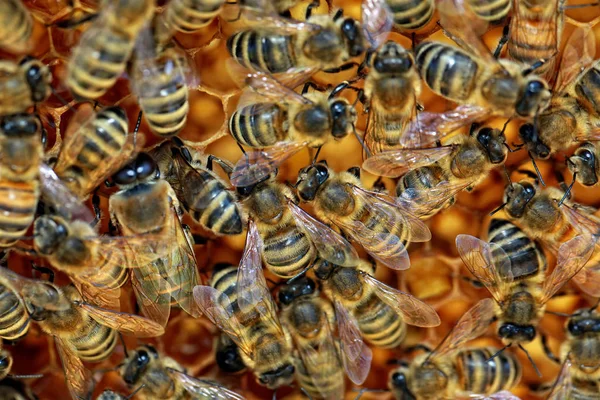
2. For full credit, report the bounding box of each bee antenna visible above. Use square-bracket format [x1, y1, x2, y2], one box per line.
[7, 373, 43, 379]
[501, 118, 512, 135]
[529, 152, 546, 187]
[352, 388, 389, 400]
[558, 172, 576, 206]
[489, 201, 508, 216]
[352, 124, 372, 158]
[518, 343, 542, 377]
[486, 343, 512, 363]
[311, 146, 322, 165]
[300, 387, 313, 399]
[562, 1, 599, 8]
[589, 297, 600, 312]
[48, 85, 75, 112]
[127, 384, 146, 399]
[119, 332, 129, 358]
[545, 310, 576, 317]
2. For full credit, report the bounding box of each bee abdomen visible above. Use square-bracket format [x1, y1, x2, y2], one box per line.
[295, 353, 344, 399]
[0, 0, 32, 53]
[456, 347, 521, 395]
[263, 226, 315, 277]
[229, 103, 288, 147]
[389, 0, 434, 30]
[356, 294, 406, 348]
[0, 181, 38, 246]
[71, 322, 117, 362]
[75, 112, 128, 171]
[166, 0, 224, 32]
[0, 287, 29, 341]
[508, 19, 556, 65]
[227, 31, 296, 74]
[191, 188, 243, 235]
[416, 42, 478, 102]
[575, 65, 600, 115]
[468, 0, 511, 22]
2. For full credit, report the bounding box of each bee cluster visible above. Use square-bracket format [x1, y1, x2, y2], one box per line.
[1, 0, 600, 398]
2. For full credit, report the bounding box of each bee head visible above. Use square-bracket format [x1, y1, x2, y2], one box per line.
[235, 170, 275, 198]
[476, 127, 507, 164]
[216, 343, 246, 374]
[568, 143, 598, 186]
[0, 350, 12, 380]
[257, 363, 295, 389]
[330, 99, 355, 138]
[33, 216, 68, 256]
[278, 276, 316, 305]
[19, 56, 51, 103]
[330, 267, 362, 299]
[296, 161, 330, 202]
[567, 311, 600, 337]
[374, 42, 413, 74]
[123, 346, 159, 385]
[22, 282, 68, 320]
[389, 367, 417, 400]
[313, 258, 336, 280]
[498, 322, 536, 343]
[111, 152, 160, 187]
[515, 78, 551, 118]
[519, 123, 551, 160]
[503, 180, 536, 218]
[0, 113, 40, 138]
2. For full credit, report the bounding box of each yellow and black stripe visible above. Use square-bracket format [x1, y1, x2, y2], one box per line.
[229, 103, 288, 148]
[0, 284, 29, 341]
[0, 0, 32, 53]
[389, 0, 434, 31]
[227, 31, 296, 74]
[456, 347, 522, 395]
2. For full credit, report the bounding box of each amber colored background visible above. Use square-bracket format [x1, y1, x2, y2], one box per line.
[4, 0, 600, 398]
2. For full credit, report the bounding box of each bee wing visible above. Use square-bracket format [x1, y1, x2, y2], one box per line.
[170, 149, 217, 211]
[572, 261, 600, 297]
[167, 368, 247, 400]
[560, 203, 600, 236]
[547, 358, 573, 400]
[0, 266, 36, 293]
[429, 298, 497, 360]
[401, 105, 491, 148]
[131, 265, 172, 328]
[476, 391, 521, 400]
[71, 277, 121, 311]
[362, 273, 441, 327]
[77, 301, 165, 337]
[287, 198, 359, 267]
[231, 5, 322, 34]
[193, 285, 255, 358]
[225, 58, 317, 93]
[455, 234, 513, 303]
[245, 72, 314, 105]
[540, 234, 595, 304]
[39, 163, 94, 223]
[54, 104, 97, 171]
[396, 179, 473, 220]
[554, 25, 596, 94]
[230, 141, 307, 187]
[333, 298, 372, 385]
[362, 0, 392, 48]
[54, 337, 92, 400]
[362, 146, 456, 178]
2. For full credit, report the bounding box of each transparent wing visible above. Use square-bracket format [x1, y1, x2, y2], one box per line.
[230, 142, 307, 187]
[428, 298, 497, 361]
[168, 368, 247, 400]
[477, 391, 522, 400]
[131, 264, 172, 328]
[541, 234, 595, 304]
[547, 358, 572, 400]
[396, 179, 473, 220]
[560, 203, 600, 236]
[455, 234, 513, 303]
[363, 105, 410, 155]
[287, 198, 359, 267]
[54, 104, 97, 171]
[362, 0, 392, 48]
[76, 302, 165, 337]
[55, 338, 91, 400]
[225, 58, 317, 93]
[71, 277, 121, 311]
[363, 273, 440, 327]
[554, 25, 596, 94]
[39, 164, 94, 223]
[245, 72, 313, 105]
[572, 261, 600, 297]
[362, 146, 456, 178]
[333, 298, 372, 385]
[169, 149, 216, 211]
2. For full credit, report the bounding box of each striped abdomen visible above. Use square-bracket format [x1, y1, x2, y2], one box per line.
[67, 27, 136, 100]
[163, 0, 224, 32]
[0, 180, 38, 246]
[455, 347, 521, 395]
[354, 289, 406, 348]
[227, 31, 296, 74]
[70, 318, 117, 362]
[93, 249, 130, 289]
[575, 63, 600, 115]
[388, 0, 434, 31]
[0, 284, 29, 341]
[295, 351, 344, 399]
[229, 103, 288, 147]
[467, 0, 511, 22]
[180, 170, 243, 235]
[488, 218, 546, 281]
[0, 0, 32, 53]
[262, 224, 315, 278]
[415, 42, 479, 103]
[396, 165, 455, 220]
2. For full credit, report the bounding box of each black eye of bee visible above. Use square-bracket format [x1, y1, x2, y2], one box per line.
[580, 149, 595, 164]
[521, 182, 536, 200]
[341, 19, 357, 40]
[391, 371, 407, 388]
[113, 164, 137, 185]
[0, 356, 9, 368]
[525, 80, 544, 95]
[568, 319, 584, 336]
[136, 350, 150, 366]
[477, 127, 492, 147]
[135, 153, 158, 180]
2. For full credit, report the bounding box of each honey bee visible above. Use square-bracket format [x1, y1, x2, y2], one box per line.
[0, 0, 33, 54]
[228, 74, 357, 187]
[108, 152, 201, 327]
[235, 170, 358, 279]
[278, 276, 345, 399]
[0, 266, 31, 342]
[455, 219, 594, 354]
[66, 0, 155, 100]
[51, 104, 140, 200]
[567, 141, 600, 187]
[118, 344, 246, 399]
[193, 236, 297, 390]
[215, 332, 247, 374]
[148, 138, 244, 236]
[0, 113, 44, 247]
[154, 0, 226, 44]
[294, 161, 431, 270]
[363, 125, 508, 220]
[386, 309, 522, 399]
[0, 57, 51, 117]
[547, 304, 600, 399]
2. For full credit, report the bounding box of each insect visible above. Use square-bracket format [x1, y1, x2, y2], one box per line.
[278, 276, 345, 399]
[363, 125, 508, 220]
[51, 104, 140, 201]
[455, 219, 594, 365]
[154, 0, 226, 44]
[215, 332, 247, 374]
[0, 0, 33, 54]
[0, 57, 52, 117]
[235, 169, 358, 279]
[567, 141, 600, 187]
[547, 304, 600, 399]
[193, 233, 297, 390]
[148, 138, 244, 236]
[229, 74, 358, 188]
[0, 266, 30, 342]
[118, 344, 246, 399]
[66, 0, 155, 100]
[294, 161, 431, 270]
[108, 152, 201, 327]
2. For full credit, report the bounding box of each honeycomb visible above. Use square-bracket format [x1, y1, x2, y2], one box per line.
[2, 0, 600, 399]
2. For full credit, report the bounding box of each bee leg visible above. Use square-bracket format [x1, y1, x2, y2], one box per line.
[522, 57, 554, 77]
[301, 81, 323, 95]
[91, 193, 102, 227]
[31, 262, 54, 283]
[493, 20, 510, 59]
[347, 166, 361, 179]
[322, 62, 360, 74]
[540, 333, 560, 363]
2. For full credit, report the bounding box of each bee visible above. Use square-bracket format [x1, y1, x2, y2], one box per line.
[117, 344, 246, 400]
[228, 74, 357, 187]
[363, 125, 508, 220]
[193, 238, 297, 390]
[0, 113, 44, 246]
[455, 218, 594, 354]
[215, 332, 247, 374]
[294, 161, 431, 270]
[108, 152, 201, 327]
[235, 170, 358, 279]
[386, 308, 522, 399]
[154, 0, 226, 44]
[547, 304, 600, 399]
[0, 266, 30, 341]
[66, 0, 155, 100]
[278, 276, 345, 399]
[0, 0, 33, 54]
[148, 138, 244, 236]
[567, 141, 600, 187]
[0, 57, 51, 117]
[51, 104, 140, 201]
